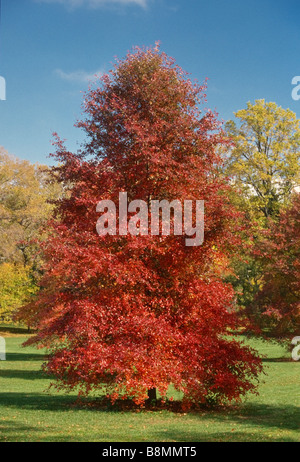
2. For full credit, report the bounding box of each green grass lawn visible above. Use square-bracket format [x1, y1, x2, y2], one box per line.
[0, 328, 299, 442]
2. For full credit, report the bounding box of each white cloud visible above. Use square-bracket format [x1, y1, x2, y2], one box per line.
[36, 0, 147, 9]
[55, 68, 103, 83]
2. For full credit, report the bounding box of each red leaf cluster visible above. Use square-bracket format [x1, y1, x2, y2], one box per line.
[251, 194, 300, 337]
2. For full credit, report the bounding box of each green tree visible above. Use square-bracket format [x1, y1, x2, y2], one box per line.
[0, 148, 62, 322]
[226, 99, 300, 221]
[224, 101, 300, 324]
[250, 193, 300, 338]
[0, 263, 38, 322]
[0, 148, 61, 267]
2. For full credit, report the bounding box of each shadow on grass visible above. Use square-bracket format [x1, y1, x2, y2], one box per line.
[153, 402, 300, 441]
[5, 352, 45, 362]
[0, 420, 44, 441]
[0, 392, 299, 435]
[0, 326, 34, 335]
[0, 369, 48, 381]
[0, 392, 76, 412]
[155, 429, 296, 442]
[226, 403, 300, 432]
[0, 420, 78, 442]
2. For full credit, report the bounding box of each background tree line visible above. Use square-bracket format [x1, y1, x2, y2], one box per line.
[0, 148, 62, 323]
[225, 100, 300, 338]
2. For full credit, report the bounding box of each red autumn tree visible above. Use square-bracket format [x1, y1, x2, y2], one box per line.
[250, 193, 300, 338]
[17, 45, 262, 407]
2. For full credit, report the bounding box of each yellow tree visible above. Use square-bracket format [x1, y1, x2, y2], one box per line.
[226, 99, 300, 221]
[0, 263, 38, 322]
[0, 148, 62, 322]
[0, 147, 61, 266]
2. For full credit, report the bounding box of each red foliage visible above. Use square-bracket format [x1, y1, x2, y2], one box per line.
[251, 194, 300, 337]
[17, 45, 262, 406]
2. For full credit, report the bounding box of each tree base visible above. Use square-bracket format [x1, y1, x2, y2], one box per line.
[147, 387, 157, 402]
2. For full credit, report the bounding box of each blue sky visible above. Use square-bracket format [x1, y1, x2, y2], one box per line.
[0, 0, 300, 164]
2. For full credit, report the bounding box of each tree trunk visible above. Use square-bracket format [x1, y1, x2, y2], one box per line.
[147, 387, 157, 401]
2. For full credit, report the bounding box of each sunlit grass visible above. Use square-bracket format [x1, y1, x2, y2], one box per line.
[0, 328, 299, 442]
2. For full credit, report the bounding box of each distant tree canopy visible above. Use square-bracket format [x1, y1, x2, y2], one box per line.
[250, 193, 300, 337]
[226, 99, 300, 222]
[225, 101, 300, 338]
[0, 148, 61, 266]
[0, 263, 38, 322]
[0, 148, 62, 321]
